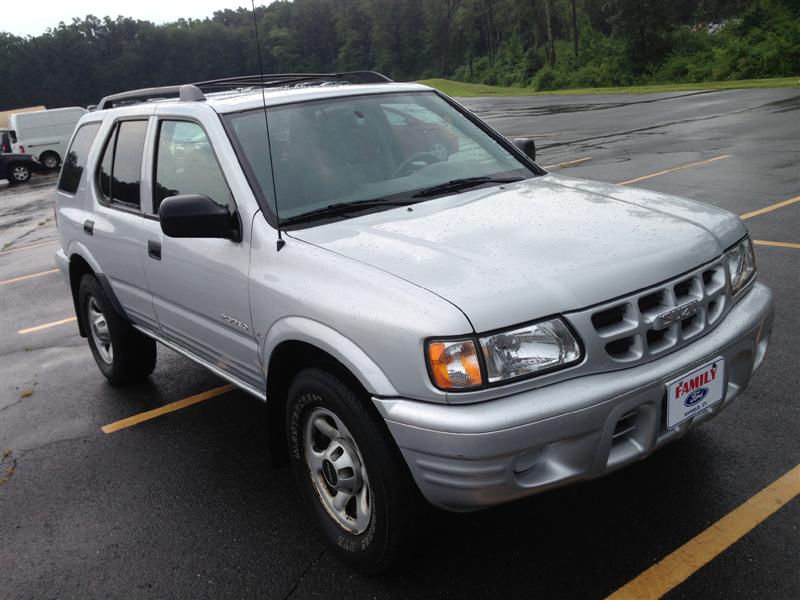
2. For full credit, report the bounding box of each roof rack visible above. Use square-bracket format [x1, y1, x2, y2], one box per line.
[96, 84, 204, 111]
[95, 71, 393, 111]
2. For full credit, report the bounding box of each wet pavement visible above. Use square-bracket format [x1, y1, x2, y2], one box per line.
[1, 87, 798, 599]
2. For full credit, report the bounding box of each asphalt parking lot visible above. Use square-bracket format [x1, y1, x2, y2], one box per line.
[1, 87, 798, 599]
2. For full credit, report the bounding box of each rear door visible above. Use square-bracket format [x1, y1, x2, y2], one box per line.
[88, 117, 159, 329]
[139, 113, 262, 388]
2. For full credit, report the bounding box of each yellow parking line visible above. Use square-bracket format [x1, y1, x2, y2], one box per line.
[543, 157, 592, 169]
[607, 464, 800, 600]
[18, 316, 77, 335]
[618, 155, 732, 186]
[0, 268, 59, 285]
[0, 240, 57, 256]
[101, 384, 236, 433]
[753, 240, 800, 249]
[740, 195, 800, 220]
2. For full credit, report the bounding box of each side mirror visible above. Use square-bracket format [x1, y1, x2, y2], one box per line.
[159, 194, 240, 241]
[513, 137, 536, 161]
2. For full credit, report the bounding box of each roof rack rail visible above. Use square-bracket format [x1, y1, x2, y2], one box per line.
[194, 70, 393, 90]
[97, 84, 204, 111]
[95, 71, 393, 110]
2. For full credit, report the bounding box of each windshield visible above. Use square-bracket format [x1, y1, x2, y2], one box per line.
[225, 91, 537, 225]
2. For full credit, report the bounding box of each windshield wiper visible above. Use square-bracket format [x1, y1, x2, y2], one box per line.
[281, 197, 417, 226]
[411, 176, 524, 198]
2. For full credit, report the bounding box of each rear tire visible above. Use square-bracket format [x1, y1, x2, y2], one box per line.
[286, 367, 421, 573]
[9, 164, 30, 184]
[40, 152, 59, 170]
[78, 274, 156, 386]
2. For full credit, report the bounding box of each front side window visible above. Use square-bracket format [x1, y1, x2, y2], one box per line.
[96, 120, 147, 207]
[225, 91, 537, 226]
[153, 120, 234, 213]
[58, 122, 100, 194]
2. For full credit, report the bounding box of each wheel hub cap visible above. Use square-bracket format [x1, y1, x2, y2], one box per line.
[87, 296, 113, 364]
[303, 406, 372, 534]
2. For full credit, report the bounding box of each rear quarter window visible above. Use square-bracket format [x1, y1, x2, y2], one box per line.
[57, 123, 101, 194]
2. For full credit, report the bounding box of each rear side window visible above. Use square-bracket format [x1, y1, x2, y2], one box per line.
[57, 123, 100, 194]
[97, 120, 147, 208]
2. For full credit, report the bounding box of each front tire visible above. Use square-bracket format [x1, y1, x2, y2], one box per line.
[78, 274, 156, 386]
[287, 368, 419, 573]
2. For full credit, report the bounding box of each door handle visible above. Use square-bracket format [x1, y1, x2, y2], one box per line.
[147, 240, 161, 260]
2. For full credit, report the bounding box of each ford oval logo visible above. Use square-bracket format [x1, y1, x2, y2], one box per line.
[684, 387, 708, 407]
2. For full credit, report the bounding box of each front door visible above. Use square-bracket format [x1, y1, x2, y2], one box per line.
[140, 118, 262, 388]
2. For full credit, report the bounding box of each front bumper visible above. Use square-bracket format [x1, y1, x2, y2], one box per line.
[373, 282, 774, 511]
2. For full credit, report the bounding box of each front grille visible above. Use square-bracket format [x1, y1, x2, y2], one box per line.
[566, 258, 731, 369]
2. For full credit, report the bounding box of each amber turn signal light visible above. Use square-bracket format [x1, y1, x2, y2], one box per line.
[427, 339, 483, 390]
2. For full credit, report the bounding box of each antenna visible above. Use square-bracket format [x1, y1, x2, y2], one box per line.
[251, 0, 285, 251]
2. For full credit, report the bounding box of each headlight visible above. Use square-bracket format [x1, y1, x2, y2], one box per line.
[479, 319, 581, 383]
[426, 319, 582, 391]
[726, 237, 756, 295]
[426, 339, 483, 390]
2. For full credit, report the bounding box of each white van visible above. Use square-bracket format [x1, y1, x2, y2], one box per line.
[9, 107, 87, 169]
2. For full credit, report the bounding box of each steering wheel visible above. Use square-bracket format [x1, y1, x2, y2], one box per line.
[392, 152, 439, 178]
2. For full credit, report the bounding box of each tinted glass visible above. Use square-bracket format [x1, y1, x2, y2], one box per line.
[225, 92, 530, 221]
[154, 120, 234, 212]
[225, 111, 275, 210]
[57, 123, 100, 194]
[110, 121, 147, 207]
[98, 124, 115, 199]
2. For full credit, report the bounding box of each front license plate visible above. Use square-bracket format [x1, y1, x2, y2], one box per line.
[666, 358, 725, 429]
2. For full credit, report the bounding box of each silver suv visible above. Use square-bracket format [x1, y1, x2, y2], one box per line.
[55, 72, 774, 572]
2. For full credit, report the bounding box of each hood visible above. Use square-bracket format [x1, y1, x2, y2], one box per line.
[291, 174, 746, 332]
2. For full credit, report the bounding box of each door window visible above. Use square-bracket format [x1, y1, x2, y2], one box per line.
[96, 120, 147, 208]
[153, 120, 234, 213]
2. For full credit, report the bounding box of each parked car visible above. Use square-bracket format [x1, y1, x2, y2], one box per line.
[0, 152, 38, 184]
[9, 106, 86, 169]
[54, 72, 773, 573]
